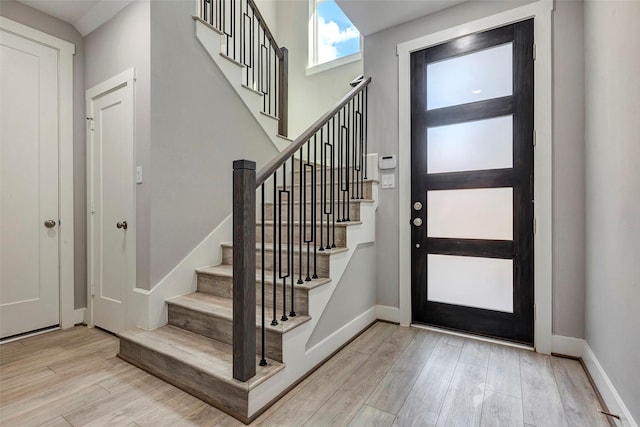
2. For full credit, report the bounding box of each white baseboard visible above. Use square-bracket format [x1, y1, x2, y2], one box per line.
[551, 334, 584, 358]
[376, 305, 400, 323]
[582, 343, 638, 427]
[74, 308, 86, 325]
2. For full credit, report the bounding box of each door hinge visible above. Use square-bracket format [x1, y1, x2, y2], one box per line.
[533, 218, 537, 234]
[533, 43, 537, 61]
[91, 285, 95, 297]
[533, 129, 537, 146]
[86, 117, 94, 131]
[534, 303, 537, 320]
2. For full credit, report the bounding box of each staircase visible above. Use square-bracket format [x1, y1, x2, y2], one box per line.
[119, 168, 376, 422]
[118, 0, 377, 423]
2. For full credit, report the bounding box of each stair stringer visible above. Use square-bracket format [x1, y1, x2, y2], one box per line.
[193, 17, 290, 152]
[246, 182, 379, 418]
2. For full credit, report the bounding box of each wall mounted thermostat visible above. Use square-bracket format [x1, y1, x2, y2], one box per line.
[379, 154, 397, 170]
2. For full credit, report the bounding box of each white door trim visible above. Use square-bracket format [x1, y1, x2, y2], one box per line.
[396, 0, 554, 353]
[0, 17, 76, 329]
[86, 68, 136, 330]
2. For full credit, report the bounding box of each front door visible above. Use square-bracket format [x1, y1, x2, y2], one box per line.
[87, 73, 135, 334]
[0, 29, 60, 339]
[410, 20, 534, 345]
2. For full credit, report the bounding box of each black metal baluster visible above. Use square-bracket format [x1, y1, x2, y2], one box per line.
[267, 44, 272, 116]
[281, 162, 288, 322]
[271, 171, 278, 326]
[312, 133, 318, 279]
[298, 149, 303, 284]
[338, 108, 342, 222]
[221, 0, 227, 55]
[232, 0, 236, 60]
[324, 140, 333, 250]
[261, 44, 268, 112]
[305, 142, 312, 282]
[350, 98, 355, 200]
[364, 85, 368, 181]
[358, 92, 367, 199]
[346, 100, 351, 221]
[260, 185, 266, 366]
[289, 157, 296, 318]
[319, 126, 324, 252]
[252, 7, 256, 90]
[331, 115, 336, 248]
[239, 1, 243, 63]
[340, 112, 348, 222]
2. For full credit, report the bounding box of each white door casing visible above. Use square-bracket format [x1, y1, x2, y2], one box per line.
[0, 18, 75, 338]
[87, 69, 135, 334]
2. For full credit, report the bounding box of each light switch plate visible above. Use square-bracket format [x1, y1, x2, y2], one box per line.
[381, 174, 395, 189]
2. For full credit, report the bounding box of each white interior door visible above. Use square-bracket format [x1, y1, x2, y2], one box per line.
[88, 72, 135, 334]
[0, 30, 60, 339]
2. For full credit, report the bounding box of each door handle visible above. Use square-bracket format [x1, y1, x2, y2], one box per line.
[44, 219, 56, 228]
[116, 221, 128, 230]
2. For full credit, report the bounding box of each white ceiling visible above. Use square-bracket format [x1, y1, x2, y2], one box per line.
[16, 0, 134, 36]
[335, 0, 470, 36]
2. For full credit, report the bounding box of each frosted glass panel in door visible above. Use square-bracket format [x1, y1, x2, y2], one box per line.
[427, 188, 513, 240]
[427, 116, 513, 173]
[427, 43, 513, 110]
[428, 254, 513, 312]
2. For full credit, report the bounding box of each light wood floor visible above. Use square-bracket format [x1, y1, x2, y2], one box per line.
[0, 323, 612, 426]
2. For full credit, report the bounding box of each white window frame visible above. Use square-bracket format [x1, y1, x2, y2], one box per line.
[307, 0, 362, 75]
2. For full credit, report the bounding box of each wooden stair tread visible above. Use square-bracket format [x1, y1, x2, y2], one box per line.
[283, 178, 376, 187]
[195, 264, 331, 290]
[257, 220, 362, 226]
[119, 326, 283, 391]
[263, 199, 374, 205]
[166, 292, 311, 334]
[220, 241, 349, 255]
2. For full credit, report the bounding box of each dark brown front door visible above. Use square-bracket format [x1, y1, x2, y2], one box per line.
[410, 20, 534, 345]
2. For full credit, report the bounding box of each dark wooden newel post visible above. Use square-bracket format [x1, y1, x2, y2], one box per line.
[232, 159, 256, 381]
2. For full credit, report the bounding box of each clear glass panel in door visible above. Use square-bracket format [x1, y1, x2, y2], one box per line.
[426, 43, 513, 110]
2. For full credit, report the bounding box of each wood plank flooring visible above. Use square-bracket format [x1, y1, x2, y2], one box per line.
[0, 324, 612, 426]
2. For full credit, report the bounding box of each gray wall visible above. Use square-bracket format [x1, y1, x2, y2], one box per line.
[149, 0, 278, 286]
[275, 0, 363, 138]
[84, 0, 152, 289]
[0, 0, 87, 309]
[584, 0, 640, 420]
[363, 0, 588, 338]
[307, 242, 376, 349]
[552, 0, 585, 338]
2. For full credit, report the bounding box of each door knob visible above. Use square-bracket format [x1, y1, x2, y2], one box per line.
[44, 219, 56, 228]
[116, 221, 128, 230]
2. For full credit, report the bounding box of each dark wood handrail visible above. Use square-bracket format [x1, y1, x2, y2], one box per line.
[247, 0, 283, 59]
[256, 77, 372, 186]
